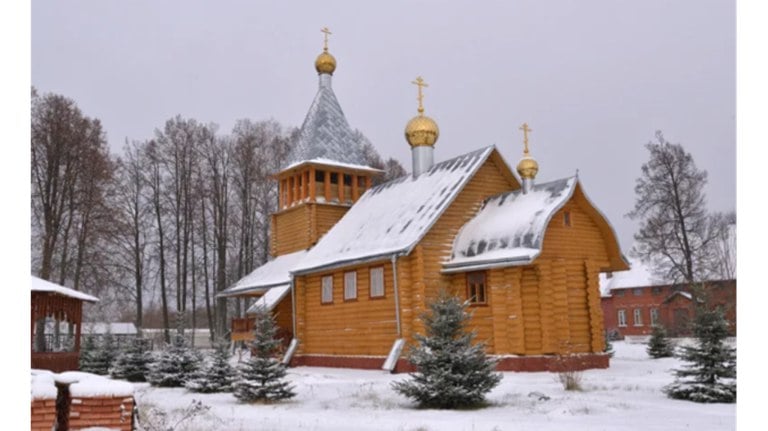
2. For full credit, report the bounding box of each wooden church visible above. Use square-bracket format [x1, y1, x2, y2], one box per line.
[219, 29, 629, 372]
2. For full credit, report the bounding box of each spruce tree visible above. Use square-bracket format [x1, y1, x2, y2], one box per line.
[604, 331, 615, 358]
[647, 325, 675, 358]
[78, 335, 99, 373]
[185, 339, 237, 393]
[233, 306, 295, 402]
[391, 289, 502, 409]
[147, 312, 202, 387]
[80, 332, 118, 375]
[664, 308, 736, 403]
[111, 338, 152, 382]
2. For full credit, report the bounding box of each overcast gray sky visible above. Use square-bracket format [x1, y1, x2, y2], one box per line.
[30, 0, 736, 253]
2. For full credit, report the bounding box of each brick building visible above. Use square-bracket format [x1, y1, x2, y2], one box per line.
[600, 263, 736, 338]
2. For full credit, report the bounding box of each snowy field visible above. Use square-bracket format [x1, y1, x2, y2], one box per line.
[133, 341, 735, 431]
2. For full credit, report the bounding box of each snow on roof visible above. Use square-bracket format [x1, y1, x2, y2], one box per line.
[31, 276, 99, 302]
[31, 370, 133, 400]
[245, 284, 291, 314]
[82, 322, 137, 335]
[599, 259, 665, 296]
[282, 75, 372, 170]
[661, 290, 695, 304]
[283, 158, 384, 173]
[219, 250, 307, 297]
[293, 147, 495, 274]
[443, 177, 576, 273]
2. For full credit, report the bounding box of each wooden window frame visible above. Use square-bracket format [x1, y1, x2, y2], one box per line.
[369, 266, 385, 299]
[618, 309, 627, 327]
[321, 275, 334, 305]
[466, 271, 488, 305]
[563, 210, 572, 227]
[633, 308, 643, 326]
[650, 308, 659, 326]
[344, 271, 357, 301]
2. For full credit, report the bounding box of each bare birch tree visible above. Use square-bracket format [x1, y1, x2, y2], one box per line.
[627, 131, 729, 285]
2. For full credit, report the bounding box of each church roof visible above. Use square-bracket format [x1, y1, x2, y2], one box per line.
[443, 177, 578, 273]
[218, 250, 307, 297]
[282, 76, 371, 170]
[293, 146, 496, 274]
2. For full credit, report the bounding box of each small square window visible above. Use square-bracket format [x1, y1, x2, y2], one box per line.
[343, 174, 352, 186]
[633, 288, 643, 296]
[370, 267, 385, 298]
[652, 286, 662, 296]
[330, 173, 339, 184]
[315, 169, 325, 183]
[344, 271, 357, 301]
[614, 289, 625, 297]
[321, 275, 333, 304]
[467, 272, 487, 304]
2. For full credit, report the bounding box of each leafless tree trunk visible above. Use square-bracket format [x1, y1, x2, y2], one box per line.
[193, 127, 234, 338]
[108, 140, 152, 330]
[627, 131, 724, 288]
[146, 140, 171, 343]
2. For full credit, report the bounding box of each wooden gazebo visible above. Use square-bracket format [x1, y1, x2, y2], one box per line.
[31, 276, 99, 372]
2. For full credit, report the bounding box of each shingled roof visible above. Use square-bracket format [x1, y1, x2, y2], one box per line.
[282, 75, 371, 170]
[444, 176, 629, 273]
[293, 146, 496, 274]
[443, 177, 578, 273]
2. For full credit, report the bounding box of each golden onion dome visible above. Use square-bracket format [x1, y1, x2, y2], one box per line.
[315, 51, 336, 75]
[405, 114, 439, 147]
[516, 156, 539, 179]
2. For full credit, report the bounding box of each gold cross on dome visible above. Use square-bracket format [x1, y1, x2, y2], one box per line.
[321, 27, 332, 51]
[411, 76, 428, 114]
[519, 123, 533, 155]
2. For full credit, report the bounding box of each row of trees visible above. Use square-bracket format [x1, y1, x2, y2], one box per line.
[30, 88, 405, 341]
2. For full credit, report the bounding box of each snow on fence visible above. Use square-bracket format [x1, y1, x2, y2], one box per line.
[31, 370, 135, 431]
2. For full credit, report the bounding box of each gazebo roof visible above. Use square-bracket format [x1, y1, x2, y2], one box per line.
[31, 276, 99, 303]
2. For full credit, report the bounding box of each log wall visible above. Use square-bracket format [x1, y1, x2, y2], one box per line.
[296, 260, 399, 356]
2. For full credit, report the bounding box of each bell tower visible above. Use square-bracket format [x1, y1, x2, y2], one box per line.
[271, 28, 381, 256]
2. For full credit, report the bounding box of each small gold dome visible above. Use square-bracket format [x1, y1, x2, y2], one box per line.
[405, 114, 439, 147]
[517, 156, 539, 179]
[315, 51, 336, 75]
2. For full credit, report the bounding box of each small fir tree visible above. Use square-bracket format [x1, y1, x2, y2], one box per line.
[647, 325, 675, 358]
[111, 338, 152, 382]
[233, 306, 295, 402]
[78, 335, 99, 373]
[604, 331, 615, 358]
[80, 332, 118, 375]
[185, 339, 237, 393]
[391, 289, 502, 409]
[664, 307, 736, 403]
[147, 312, 202, 387]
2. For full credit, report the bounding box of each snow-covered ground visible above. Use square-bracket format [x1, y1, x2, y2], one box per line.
[133, 341, 735, 431]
